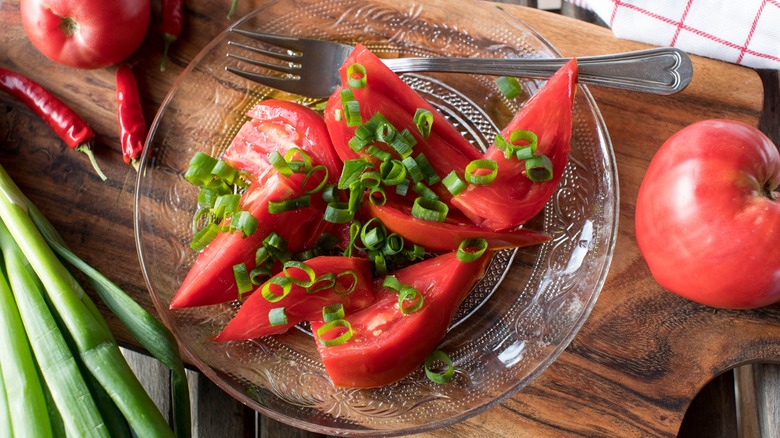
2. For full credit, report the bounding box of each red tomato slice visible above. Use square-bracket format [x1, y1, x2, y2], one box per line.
[170, 168, 326, 308]
[310, 251, 489, 388]
[452, 59, 578, 231]
[364, 195, 550, 252]
[213, 256, 375, 341]
[224, 99, 342, 185]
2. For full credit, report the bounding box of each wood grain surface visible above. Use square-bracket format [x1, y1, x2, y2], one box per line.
[1, 1, 776, 437]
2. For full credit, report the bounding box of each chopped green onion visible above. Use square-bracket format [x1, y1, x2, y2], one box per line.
[324, 202, 354, 224]
[190, 223, 219, 251]
[411, 197, 449, 222]
[389, 131, 415, 158]
[344, 220, 362, 257]
[368, 187, 386, 206]
[284, 147, 312, 173]
[360, 218, 386, 251]
[301, 165, 329, 195]
[211, 160, 239, 184]
[414, 153, 440, 185]
[424, 349, 455, 384]
[442, 170, 466, 196]
[514, 145, 535, 160]
[213, 193, 241, 219]
[382, 233, 404, 256]
[395, 178, 410, 196]
[334, 270, 358, 296]
[465, 159, 498, 185]
[413, 108, 434, 138]
[197, 186, 220, 208]
[404, 244, 426, 260]
[263, 232, 287, 252]
[525, 154, 554, 182]
[346, 63, 367, 88]
[495, 76, 523, 99]
[308, 273, 336, 294]
[322, 303, 345, 323]
[338, 158, 373, 190]
[233, 263, 253, 297]
[268, 308, 288, 326]
[249, 265, 271, 285]
[496, 130, 538, 160]
[282, 260, 316, 288]
[347, 182, 363, 213]
[334, 108, 342, 121]
[413, 182, 438, 200]
[191, 207, 212, 234]
[360, 171, 381, 189]
[348, 135, 370, 152]
[375, 119, 397, 143]
[260, 276, 292, 303]
[184, 152, 218, 186]
[267, 196, 311, 214]
[321, 184, 338, 204]
[457, 238, 488, 262]
[228, 211, 258, 237]
[382, 275, 402, 292]
[398, 285, 424, 314]
[379, 160, 406, 186]
[316, 319, 353, 347]
[402, 156, 425, 183]
[372, 251, 388, 276]
[366, 145, 392, 162]
[342, 99, 362, 127]
[268, 151, 294, 176]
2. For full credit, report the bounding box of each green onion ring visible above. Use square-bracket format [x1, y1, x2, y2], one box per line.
[268, 308, 288, 326]
[308, 273, 336, 294]
[316, 319, 353, 347]
[301, 165, 329, 194]
[268, 196, 311, 214]
[525, 154, 554, 182]
[346, 63, 367, 88]
[424, 349, 455, 384]
[464, 159, 498, 185]
[282, 260, 316, 288]
[457, 238, 489, 262]
[411, 197, 449, 222]
[260, 276, 293, 303]
[322, 303, 346, 323]
[413, 108, 434, 138]
[398, 285, 424, 314]
[334, 270, 358, 296]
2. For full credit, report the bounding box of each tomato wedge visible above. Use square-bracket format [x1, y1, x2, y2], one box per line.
[364, 194, 550, 252]
[310, 251, 489, 388]
[452, 59, 578, 231]
[170, 168, 325, 308]
[224, 99, 342, 186]
[214, 256, 375, 341]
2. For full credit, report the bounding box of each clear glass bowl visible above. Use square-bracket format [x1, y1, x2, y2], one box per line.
[134, 0, 618, 435]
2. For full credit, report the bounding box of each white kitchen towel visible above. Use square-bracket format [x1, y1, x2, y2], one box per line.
[567, 0, 780, 69]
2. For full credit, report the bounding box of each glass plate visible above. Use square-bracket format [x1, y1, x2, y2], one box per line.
[135, 0, 618, 435]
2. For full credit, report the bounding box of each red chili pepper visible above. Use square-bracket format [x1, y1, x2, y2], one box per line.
[0, 67, 107, 180]
[160, 0, 184, 71]
[115, 65, 147, 168]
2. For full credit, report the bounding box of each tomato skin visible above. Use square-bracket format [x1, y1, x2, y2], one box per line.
[635, 119, 780, 309]
[365, 195, 550, 252]
[20, 0, 150, 69]
[225, 100, 342, 185]
[310, 251, 489, 388]
[170, 168, 325, 309]
[452, 59, 577, 231]
[214, 257, 375, 341]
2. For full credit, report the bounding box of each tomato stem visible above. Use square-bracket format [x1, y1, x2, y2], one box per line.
[58, 16, 79, 37]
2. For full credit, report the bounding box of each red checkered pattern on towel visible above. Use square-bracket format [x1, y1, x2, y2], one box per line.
[568, 0, 780, 69]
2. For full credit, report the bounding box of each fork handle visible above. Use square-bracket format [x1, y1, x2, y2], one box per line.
[383, 47, 693, 95]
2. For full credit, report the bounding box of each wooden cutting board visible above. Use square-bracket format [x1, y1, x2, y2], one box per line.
[0, 1, 773, 436]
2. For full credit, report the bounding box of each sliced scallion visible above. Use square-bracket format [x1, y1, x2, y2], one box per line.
[495, 76, 523, 100]
[268, 308, 288, 326]
[457, 238, 489, 262]
[465, 159, 498, 185]
[413, 108, 434, 138]
[424, 349, 455, 384]
[322, 303, 345, 323]
[334, 270, 358, 296]
[323, 202, 353, 224]
[398, 285, 424, 314]
[442, 170, 466, 196]
[346, 63, 367, 88]
[316, 319, 353, 347]
[282, 261, 316, 288]
[260, 276, 293, 303]
[232, 263, 253, 297]
[525, 154, 554, 182]
[411, 197, 449, 222]
[267, 196, 311, 214]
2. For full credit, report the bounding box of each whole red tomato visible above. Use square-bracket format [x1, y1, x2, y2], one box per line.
[20, 0, 150, 69]
[635, 119, 780, 309]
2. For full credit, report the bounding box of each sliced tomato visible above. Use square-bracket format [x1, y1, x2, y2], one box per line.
[170, 168, 326, 308]
[310, 251, 489, 388]
[364, 194, 550, 252]
[213, 256, 375, 341]
[451, 59, 578, 231]
[224, 99, 342, 186]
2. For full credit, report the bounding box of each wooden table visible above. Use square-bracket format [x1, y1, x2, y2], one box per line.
[1, 0, 778, 436]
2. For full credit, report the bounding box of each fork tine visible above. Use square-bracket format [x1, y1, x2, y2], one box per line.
[229, 28, 306, 52]
[227, 40, 299, 63]
[226, 52, 299, 75]
[225, 66, 305, 93]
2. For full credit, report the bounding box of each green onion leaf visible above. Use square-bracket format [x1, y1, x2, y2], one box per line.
[268, 308, 288, 326]
[184, 152, 218, 186]
[414, 153, 440, 185]
[316, 320, 353, 347]
[413, 108, 434, 138]
[379, 160, 407, 186]
[233, 263, 253, 297]
[368, 187, 386, 206]
[398, 285, 424, 314]
[322, 303, 345, 323]
[413, 182, 439, 200]
[213, 194, 241, 219]
[324, 202, 354, 224]
[495, 76, 523, 99]
[382, 275, 402, 292]
[268, 151, 293, 176]
[465, 159, 498, 185]
[338, 158, 373, 190]
[457, 238, 489, 262]
[301, 165, 329, 195]
[211, 160, 239, 184]
[260, 276, 293, 303]
[321, 184, 338, 204]
[268, 196, 311, 214]
[424, 349, 455, 384]
[228, 211, 258, 237]
[411, 197, 449, 222]
[346, 63, 367, 88]
[366, 145, 392, 162]
[402, 156, 425, 183]
[442, 170, 466, 196]
[190, 223, 219, 251]
[525, 154, 554, 182]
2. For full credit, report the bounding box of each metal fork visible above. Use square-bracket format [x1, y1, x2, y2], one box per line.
[226, 28, 693, 98]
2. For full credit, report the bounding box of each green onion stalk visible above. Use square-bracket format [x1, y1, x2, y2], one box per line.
[0, 162, 190, 437]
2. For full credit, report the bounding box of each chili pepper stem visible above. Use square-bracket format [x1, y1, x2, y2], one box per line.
[228, 0, 239, 18]
[160, 33, 177, 72]
[76, 143, 108, 181]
